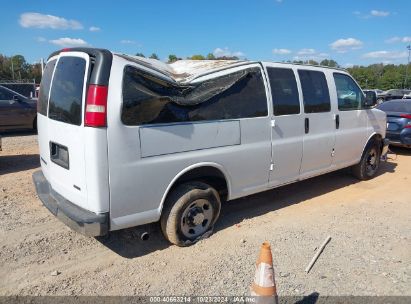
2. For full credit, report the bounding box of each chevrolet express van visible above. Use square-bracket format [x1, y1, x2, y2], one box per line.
[33, 48, 388, 246]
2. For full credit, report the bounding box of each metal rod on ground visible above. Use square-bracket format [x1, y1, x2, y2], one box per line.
[305, 236, 331, 273]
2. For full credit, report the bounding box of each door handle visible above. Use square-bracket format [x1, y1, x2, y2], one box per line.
[305, 117, 309, 134]
[335, 114, 340, 129]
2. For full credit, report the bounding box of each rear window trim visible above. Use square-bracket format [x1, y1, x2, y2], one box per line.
[39, 55, 59, 117]
[47, 52, 91, 126]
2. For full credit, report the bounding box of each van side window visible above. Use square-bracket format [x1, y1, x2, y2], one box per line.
[333, 73, 364, 111]
[267, 68, 300, 116]
[37, 59, 56, 116]
[298, 70, 330, 113]
[122, 66, 268, 125]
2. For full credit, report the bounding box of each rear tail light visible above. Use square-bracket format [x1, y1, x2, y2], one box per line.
[85, 84, 108, 127]
[400, 114, 411, 119]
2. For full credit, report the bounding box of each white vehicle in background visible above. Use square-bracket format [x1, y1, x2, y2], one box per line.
[403, 92, 411, 99]
[33, 48, 389, 246]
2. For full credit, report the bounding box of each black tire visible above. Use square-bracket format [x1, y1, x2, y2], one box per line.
[352, 140, 381, 180]
[160, 181, 221, 246]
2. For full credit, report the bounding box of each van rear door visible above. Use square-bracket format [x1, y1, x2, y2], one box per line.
[38, 52, 90, 211]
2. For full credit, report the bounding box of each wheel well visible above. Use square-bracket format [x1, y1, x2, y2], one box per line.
[169, 166, 229, 202]
[367, 134, 383, 153]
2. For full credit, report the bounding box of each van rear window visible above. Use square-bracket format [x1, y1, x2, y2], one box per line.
[48, 57, 86, 126]
[38, 59, 56, 116]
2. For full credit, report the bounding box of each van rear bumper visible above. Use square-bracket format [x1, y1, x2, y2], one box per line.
[32, 170, 108, 236]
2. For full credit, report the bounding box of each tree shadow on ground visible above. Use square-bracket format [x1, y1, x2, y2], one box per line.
[388, 146, 411, 156]
[216, 161, 396, 232]
[0, 154, 40, 174]
[0, 129, 37, 137]
[98, 162, 396, 259]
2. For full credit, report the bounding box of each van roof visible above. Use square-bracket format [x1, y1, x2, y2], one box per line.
[49, 48, 347, 84]
[116, 53, 348, 83]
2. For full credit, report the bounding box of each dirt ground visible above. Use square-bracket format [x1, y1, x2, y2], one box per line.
[0, 131, 410, 297]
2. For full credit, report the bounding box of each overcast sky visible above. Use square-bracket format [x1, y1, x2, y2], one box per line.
[1, 0, 410, 66]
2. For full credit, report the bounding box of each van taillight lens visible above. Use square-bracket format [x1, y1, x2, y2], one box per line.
[85, 84, 108, 127]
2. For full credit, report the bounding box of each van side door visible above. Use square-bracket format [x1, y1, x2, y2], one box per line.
[298, 69, 336, 177]
[332, 73, 368, 166]
[264, 64, 304, 186]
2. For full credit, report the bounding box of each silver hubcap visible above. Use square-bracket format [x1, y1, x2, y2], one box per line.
[180, 199, 214, 238]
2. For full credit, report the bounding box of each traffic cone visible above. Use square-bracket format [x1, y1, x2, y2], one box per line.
[250, 242, 278, 304]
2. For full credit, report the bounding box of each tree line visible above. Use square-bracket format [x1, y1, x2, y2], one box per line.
[1, 52, 410, 90]
[0, 54, 42, 83]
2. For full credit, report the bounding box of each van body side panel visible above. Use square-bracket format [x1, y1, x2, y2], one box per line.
[366, 108, 387, 140]
[107, 58, 271, 230]
[139, 121, 240, 158]
[333, 110, 367, 166]
[84, 128, 110, 213]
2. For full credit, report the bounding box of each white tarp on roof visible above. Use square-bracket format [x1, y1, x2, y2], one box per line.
[116, 53, 247, 83]
[169, 60, 243, 82]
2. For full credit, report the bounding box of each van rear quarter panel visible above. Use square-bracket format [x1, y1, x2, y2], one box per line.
[106, 57, 271, 230]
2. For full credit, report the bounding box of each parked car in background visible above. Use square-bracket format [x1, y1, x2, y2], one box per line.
[377, 89, 411, 103]
[377, 99, 411, 148]
[364, 89, 384, 96]
[0, 85, 37, 131]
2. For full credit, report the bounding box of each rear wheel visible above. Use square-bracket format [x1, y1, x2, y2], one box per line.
[352, 141, 381, 180]
[160, 182, 221, 246]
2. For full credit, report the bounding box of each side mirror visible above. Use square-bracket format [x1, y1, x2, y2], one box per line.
[364, 91, 377, 108]
[13, 95, 21, 102]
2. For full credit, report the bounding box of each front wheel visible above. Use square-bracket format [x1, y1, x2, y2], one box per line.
[352, 141, 381, 180]
[160, 182, 221, 246]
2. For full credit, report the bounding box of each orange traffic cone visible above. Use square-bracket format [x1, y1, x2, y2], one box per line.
[250, 242, 278, 304]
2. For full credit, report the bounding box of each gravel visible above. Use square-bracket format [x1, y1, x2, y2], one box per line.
[0, 132, 410, 296]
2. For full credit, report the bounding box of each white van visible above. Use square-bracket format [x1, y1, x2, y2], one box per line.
[33, 48, 388, 246]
